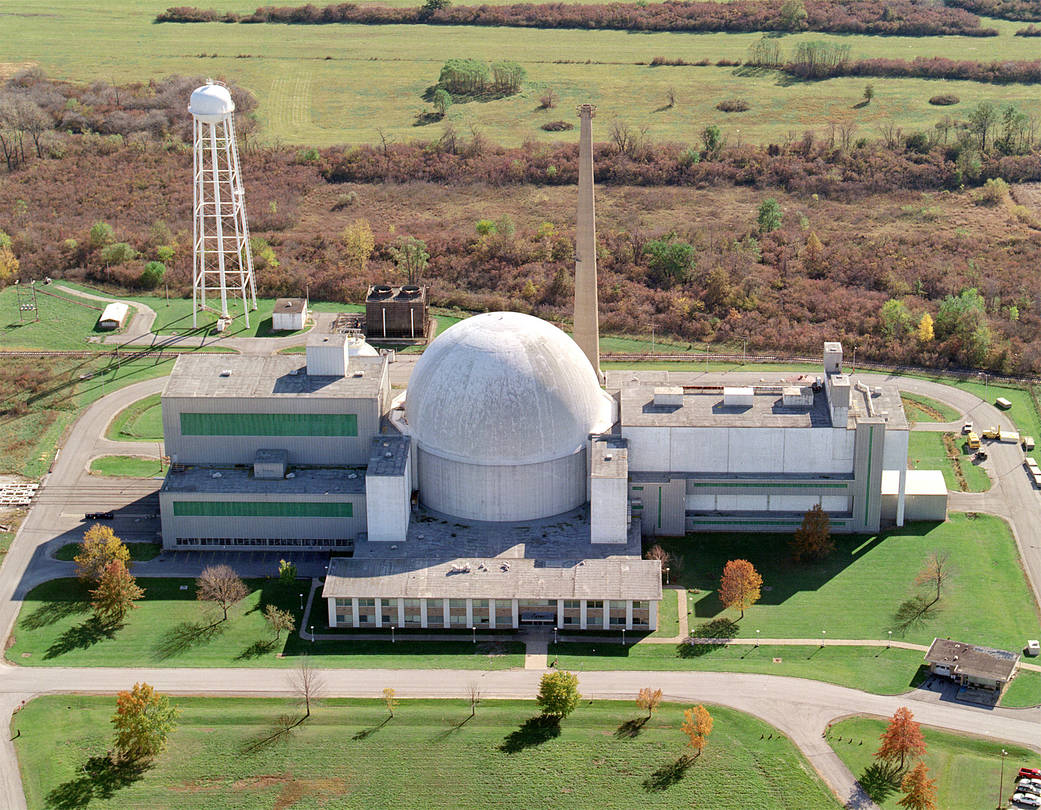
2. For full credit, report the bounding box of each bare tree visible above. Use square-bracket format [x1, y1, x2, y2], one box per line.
[290, 658, 325, 720]
[196, 564, 248, 622]
[665, 87, 676, 109]
[914, 551, 953, 610]
[467, 682, 481, 718]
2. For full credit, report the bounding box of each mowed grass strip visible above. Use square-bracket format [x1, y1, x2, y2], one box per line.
[105, 393, 163, 442]
[88, 455, 164, 478]
[907, 431, 990, 492]
[657, 514, 1038, 651]
[900, 392, 960, 423]
[7, 578, 524, 669]
[13, 696, 841, 810]
[827, 716, 1040, 810]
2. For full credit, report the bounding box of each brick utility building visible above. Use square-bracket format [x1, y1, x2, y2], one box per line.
[364, 284, 428, 341]
[924, 638, 1020, 693]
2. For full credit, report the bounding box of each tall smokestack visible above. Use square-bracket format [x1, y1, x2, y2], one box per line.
[574, 103, 603, 383]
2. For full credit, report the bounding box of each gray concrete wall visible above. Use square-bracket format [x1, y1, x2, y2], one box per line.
[850, 419, 886, 533]
[638, 478, 685, 536]
[366, 454, 412, 542]
[591, 476, 628, 543]
[417, 447, 587, 522]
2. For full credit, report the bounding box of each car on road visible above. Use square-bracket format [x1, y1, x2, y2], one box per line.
[1013, 792, 1041, 808]
[1026, 640, 1041, 657]
[1022, 769, 1041, 780]
[975, 450, 988, 462]
[962, 422, 973, 434]
[83, 512, 114, 521]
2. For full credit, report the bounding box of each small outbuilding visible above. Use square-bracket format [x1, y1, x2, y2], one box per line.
[881, 469, 948, 523]
[272, 298, 307, 331]
[924, 638, 1019, 692]
[97, 302, 129, 331]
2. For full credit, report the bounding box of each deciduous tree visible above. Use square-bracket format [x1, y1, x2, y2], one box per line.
[897, 761, 937, 810]
[875, 706, 926, 771]
[290, 658, 324, 719]
[91, 559, 144, 624]
[196, 564, 248, 621]
[74, 524, 130, 584]
[536, 670, 581, 719]
[278, 559, 297, 583]
[790, 504, 834, 562]
[388, 235, 429, 284]
[341, 218, 374, 273]
[265, 604, 296, 641]
[111, 682, 178, 762]
[917, 313, 934, 343]
[382, 687, 398, 717]
[718, 559, 763, 619]
[681, 704, 713, 756]
[636, 687, 663, 718]
[914, 551, 952, 610]
[0, 246, 18, 288]
[757, 198, 783, 233]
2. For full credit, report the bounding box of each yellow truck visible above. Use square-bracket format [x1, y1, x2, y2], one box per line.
[1023, 435, 1036, 451]
[981, 426, 1000, 440]
[967, 432, 981, 450]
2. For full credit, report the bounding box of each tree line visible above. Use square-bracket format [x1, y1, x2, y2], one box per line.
[944, 0, 1041, 22]
[437, 59, 525, 97]
[156, 0, 997, 37]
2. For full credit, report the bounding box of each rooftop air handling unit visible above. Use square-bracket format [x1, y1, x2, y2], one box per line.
[189, 80, 258, 328]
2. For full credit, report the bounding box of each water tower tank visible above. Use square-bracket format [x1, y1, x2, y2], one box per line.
[189, 83, 235, 123]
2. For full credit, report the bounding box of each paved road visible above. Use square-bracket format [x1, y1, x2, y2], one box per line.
[1, 362, 1039, 809]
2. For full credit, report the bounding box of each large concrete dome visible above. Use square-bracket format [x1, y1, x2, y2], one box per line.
[406, 311, 615, 521]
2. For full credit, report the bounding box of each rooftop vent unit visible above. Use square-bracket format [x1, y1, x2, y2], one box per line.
[371, 284, 393, 297]
[219, 369, 232, 377]
[653, 386, 683, 407]
[723, 386, 754, 408]
[782, 386, 814, 408]
[400, 284, 421, 297]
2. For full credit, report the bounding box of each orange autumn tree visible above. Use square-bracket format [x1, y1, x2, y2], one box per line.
[897, 761, 938, 810]
[111, 682, 179, 762]
[876, 706, 927, 771]
[680, 704, 713, 757]
[718, 559, 763, 619]
[91, 559, 144, 625]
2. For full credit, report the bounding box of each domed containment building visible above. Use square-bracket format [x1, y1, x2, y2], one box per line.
[406, 312, 615, 522]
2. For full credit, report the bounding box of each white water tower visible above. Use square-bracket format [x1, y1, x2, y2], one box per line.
[189, 81, 258, 328]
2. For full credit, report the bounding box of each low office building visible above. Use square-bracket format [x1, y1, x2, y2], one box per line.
[98, 302, 129, 330]
[924, 638, 1020, 692]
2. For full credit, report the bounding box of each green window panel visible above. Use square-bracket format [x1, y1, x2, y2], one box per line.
[690, 481, 848, 489]
[180, 412, 358, 437]
[173, 501, 353, 518]
[689, 517, 849, 527]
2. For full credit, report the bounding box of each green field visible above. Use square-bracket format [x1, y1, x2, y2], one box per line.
[0, 285, 126, 351]
[1, 1, 1038, 146]
[105, 392, 164, 442]
[827, 716, 1040, 810]
[900, 392, 960, 424]
[907, 431, 990, 492]
[7, 577, 524, 669]
[653, 514, 1038, 651]
[53, 541, 162, 562]
[88, 455, 165, 477]
[13, 696, 841, 810]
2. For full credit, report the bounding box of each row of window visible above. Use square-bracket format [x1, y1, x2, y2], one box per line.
[175, 537, 353, 547]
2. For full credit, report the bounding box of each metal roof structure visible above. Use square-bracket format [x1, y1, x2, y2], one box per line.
[924, 638, 1019, 682]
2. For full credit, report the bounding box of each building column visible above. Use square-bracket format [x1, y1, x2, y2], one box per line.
[352, 597, 359, 629]
[327, 597, 336, 629]
[580, 600, 588, 630]
[488, 598, 496, 630]
[649, 600, 658, 632]
[465, 599, 474, 628]
[511, 599, 519, 629]
[420, 599, 428, 629]
[397, 598, 405, 628]
[602, 602, 608, 630]
[443, 600, 450, 628]
[374, 597, 382, 629]
[625, 600, 633, 630]
[896, 467, 907, 527]
[556, 599, 565, 629]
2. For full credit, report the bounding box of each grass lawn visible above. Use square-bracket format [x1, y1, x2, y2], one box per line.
[0, 284, 126, 351]
[907, 431, 990, 492]
[1002, 669, 1041, 708]
[653, 514, 1038, 651]
[555, 642, 929, 695]
[53, 541, 162, 562]
[0, 353, 175, 479]
[900, 392, 960, 423]
[649, 588, 680, 639]
[827, 716, 1040, 810]
[104, 392, 163, 442]
[13, 696, 841, 810]
[7, 578, 524, 669]
[88, 455, 164, 478]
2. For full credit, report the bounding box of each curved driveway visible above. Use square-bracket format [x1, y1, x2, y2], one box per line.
[1, 362, 1039, 809]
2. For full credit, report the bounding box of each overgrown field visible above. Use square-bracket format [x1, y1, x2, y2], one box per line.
[2, 0, 1040, 145]
[13, 696, 841, 810]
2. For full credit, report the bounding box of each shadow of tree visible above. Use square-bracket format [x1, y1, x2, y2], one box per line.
[152, 619, 225, 661]
[21, 598, 90, 631]
[45, 755, 148, 809]
[615, 716, 648, 739]
[643, 754, 693, 791]
[44, 617, 119, 660]
[498, 714, 560, 754]
[235, 638, 277, 661]
[892, 595, 939, 635]
[678, 617, 739, 657]
[353, 715, 391, 741]
[241, 713, 302, 755]
[857, 761, 902, 803]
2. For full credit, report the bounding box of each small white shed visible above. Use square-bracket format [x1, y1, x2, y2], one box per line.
[272, 298, 307, 331]
[98, 302, 129, 331]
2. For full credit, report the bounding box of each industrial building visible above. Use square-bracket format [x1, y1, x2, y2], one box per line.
[157, 100, 948, 633]
[365, 284, 428, 341]
[272, 298, 307, 331]
[97, 301, 129, 331]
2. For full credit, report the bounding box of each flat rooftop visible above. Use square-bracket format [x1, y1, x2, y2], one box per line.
[323, 556, 662, 601]
[925, 638, 1019, 682]
[160, 465, 365, 495]
[274, 297, 307, 315]
[367, 435, 409, 477]
[163, 354, 386, 399]
[612, 370, 906, 430]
